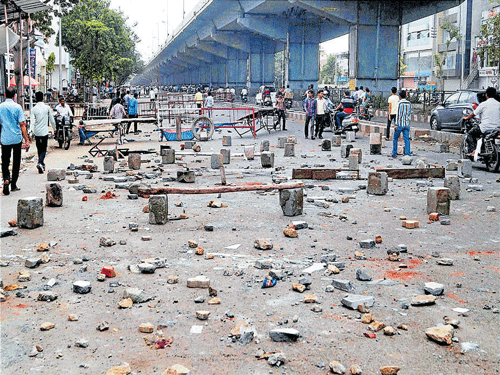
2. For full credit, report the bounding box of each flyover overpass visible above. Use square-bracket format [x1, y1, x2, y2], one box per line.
[132, 0, 463, 94]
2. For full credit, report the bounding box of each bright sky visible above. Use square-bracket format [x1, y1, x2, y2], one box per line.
[109, 0, 349, 62]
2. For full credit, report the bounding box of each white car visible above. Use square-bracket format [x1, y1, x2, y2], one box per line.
[255, 85, 276, 106]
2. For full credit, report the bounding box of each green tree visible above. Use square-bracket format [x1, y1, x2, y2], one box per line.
[320, 55, 341, 84]
[477, 1, 500, 74]
[30, 0, 79, 40]
[46, 52, 56, 88]
[59, 0, 140, 86]
[433, 20, 462, 90]
[399, 51, 408, 77]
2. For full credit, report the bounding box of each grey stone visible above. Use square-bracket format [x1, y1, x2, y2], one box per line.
[128, 182, 145, 195]
[177, 170, 195, 183]
[348, 154, 359, 170]
[427, 187, 450, 215]
[17, 197, 44, 229]
[261, 152, 275, 168]
[162, 149, 176, 164]
[222, 135, 232, 147]
[73, 280, 92, 294]
[356, 269, 372, 281]
[211, 153, 223, 169]
[440, 218, 451, 225]
[239, 329, 255, 345]
[47, 168, 66, 181]
[424, 282, 444, 296]
[367, 172, 388, 195]
[113, 176, 128, 183]
[82, 187, 97, 194]
[46, 183, 63, 207]
[332, 279, 354, 292]
[267, 352, 286, 366]
[279, 188, 303, 216]
[0, 228, 17, 238]
[320, 254, 337, 263]
[341, 294, 375, 310]
[115, 183, 130, 190]
[103, 156, 115, 172]
[123, 288, 150, 303]
[138, 263, 156, 274]
[244, 146, 255, 160]
[128, 154, 141, 170]
[359, 239, 375, 249]
[458, 159, 472, 178]
[284, 143, 295, 157]
[444, 175, 460, 200]
[128, 194, 138, 200]
[269, 328, 300, 342]
[149, 195, 168, 225]
[25, 258, 41, 268]
[278, 137, 287, 148]
[321, 139, 332, 151]
[446, 161, 458, 171]
[268, 269, 285, 280]
[341, 144, 353, 158]
[436, 143, 450, 153]
[37, 291, 58, 302]
[401, 155, 413, 165]
[467, 184, 483, 191]
[330, 262, 345, 270]
[254, 259, 273, 269]
[292, 221, 308, 229]
[437, 258, 454, 266]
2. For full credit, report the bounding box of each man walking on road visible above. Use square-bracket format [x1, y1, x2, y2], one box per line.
[303, 90, 317, 139]
[274, 93, 287, 131]
[315, 90, 327, 139]
[391, 90, 412, 158]
[31, 91, 56, 173]
[0, 86, 29, 195]
[127, 93, 139, 134]
[386, 87, 399, 140]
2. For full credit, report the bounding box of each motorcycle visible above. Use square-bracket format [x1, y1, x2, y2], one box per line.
[263, 94, 272, 106]
[460, 112, 500, 172]
[328, 109, 359, 135]
[55, 116, 74, 150]
[284, 92, 293, 109]
[241, 93, 248, 103]
[358, 102, 375, 121]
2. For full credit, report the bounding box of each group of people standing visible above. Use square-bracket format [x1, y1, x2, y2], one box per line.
[109, 89, 139, 134]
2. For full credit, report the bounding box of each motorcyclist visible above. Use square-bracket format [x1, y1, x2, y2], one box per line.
[335, 91, 356, 132]
[241, 87, 248, 100]
[462, 86, 500, 157]
[55, 97, 73, 131]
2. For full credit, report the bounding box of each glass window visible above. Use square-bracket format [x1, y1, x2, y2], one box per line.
[445, 92, 460, 105]
[457, 92, 471, 103]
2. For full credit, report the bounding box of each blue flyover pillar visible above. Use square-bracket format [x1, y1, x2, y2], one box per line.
[248, 38, 275, 93]
[287, 25, 320, 94]
[227, 49, 248, 90]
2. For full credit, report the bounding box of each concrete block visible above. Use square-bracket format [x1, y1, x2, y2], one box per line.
[370, 132, 382, 145]
[103, 156, 115, 172]
[220, 148, 230, 164]
[332, 135, 342, 147]
[278, 137, 287, 148]
[370, 144, 382, 155]
[287, 135, 297, 144]
[184, 141, 195, 150]
[244, 146, 255, 160]
[367, 172, 388, 195]
[260, 140, 270, 152]
[284, 143, 295, 157]
[279, 188, 303, 216]
[176, 170, 195, 183]
[435, 143, 450, 153]
[341, 294, 375, 310]
[458, 159, 472, 178]
[346, 131, 356, 142]
[211, 154, 223, 169]
[427, 187, 450, 215]
[348, 154, 359, 170]
[17, 197, 44, 229]
[47, 169, 65, 181]
[444, 175, 460, 200]
[222, 135, 232, 147]
[261, 152, 274, 168]
[149, 195, 168, 225]
[332, 279, 354, 292]
[350, 148, 362, 163]
[128, 154, 141, 170]
[162, 149, 175, 164]
[46, 183, 63, 207]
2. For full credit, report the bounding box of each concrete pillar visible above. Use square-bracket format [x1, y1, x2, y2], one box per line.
[279, 188, 303, 217]
[444, 175, 460, 200]
[227, 49, 248, 88]
[222, 136, 232, 147]
[149, 195, 168, 225]
[248, 38, 275, 92]
[220, 149, 231, 164]
[17, 197, 44, 229]
[348, 154, 359, 170]
[350, 148, 362, 163]
[211, 154, 223, 169]
[284, 143, 295, 157]
[370, 133, 382, 155]
[287, 25, 320, 93]
[261, 152, 274, 168]
[47, 169, 66, 181]
[128, 154, 141, 170]
[458, 159, 472, 178]
[367, 172, 388, 195]
[103, 156, 115, 173]
[245, 146, 255, 160]
[332, 135, 342, 147]
[427, 187, 450, 215]
[162, 149, 175, 164]
[261, 140, 270, 152]
[278, 137, 287, 148]
[46, 183, 63, 207]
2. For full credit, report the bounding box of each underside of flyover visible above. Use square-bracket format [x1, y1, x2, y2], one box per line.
[132, 0, 463, 94]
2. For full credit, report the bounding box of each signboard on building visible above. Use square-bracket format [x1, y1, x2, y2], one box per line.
[479, 67, 498, 77]
[349, 79, 355, 91]
[29, 48, 36, 79]
[337, 77, 348, 83]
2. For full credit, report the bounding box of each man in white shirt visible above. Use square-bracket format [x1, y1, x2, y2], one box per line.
[31, 91, 56, 173]
[356, 86, 365, 104]
[463, 87, 500, 155]
[55, 97, 73, 124]
[109, 100, 127, 119]
[386, 87, 400, 140]
[315, 90, 327, 139]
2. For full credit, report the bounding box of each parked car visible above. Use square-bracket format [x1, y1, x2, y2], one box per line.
[429, 90, 486, 133]
[255, 85, 276, 106]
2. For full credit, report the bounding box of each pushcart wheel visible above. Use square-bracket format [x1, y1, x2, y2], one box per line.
[192, 116, 214, 141]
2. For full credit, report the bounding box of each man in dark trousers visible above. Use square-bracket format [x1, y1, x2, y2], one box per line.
[0, 86, 30, 195]
[303, 90, 317, 139]
[274, 93, 287, 131]
[30, 91, 56, 173]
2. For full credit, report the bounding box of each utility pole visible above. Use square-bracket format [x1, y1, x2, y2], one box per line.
[58, 12, 62, 96]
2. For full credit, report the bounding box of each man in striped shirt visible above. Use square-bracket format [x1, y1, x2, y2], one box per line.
[391, 90, 412, 158]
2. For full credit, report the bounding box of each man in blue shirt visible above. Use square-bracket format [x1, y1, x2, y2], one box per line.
[126, 93, 139, 134]
[391, 90, 412, 158]
[1, 86, 30, 195]
[303, 90, 317, 139]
